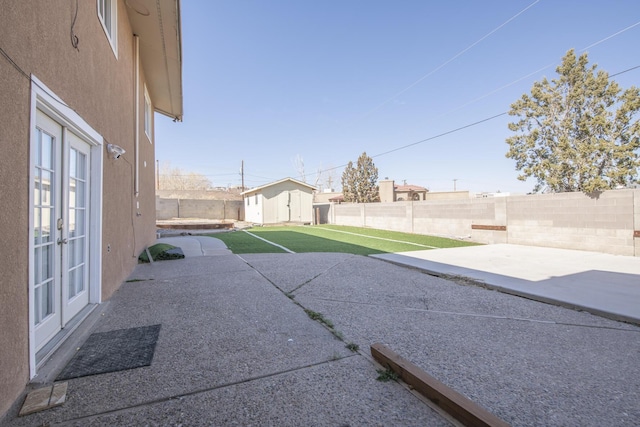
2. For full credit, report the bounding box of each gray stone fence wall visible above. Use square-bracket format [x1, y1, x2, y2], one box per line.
[329, 189, 640, 256]
[156, 197, 245, 221]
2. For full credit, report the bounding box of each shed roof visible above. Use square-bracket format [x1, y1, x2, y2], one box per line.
[241, 177, 317, 196]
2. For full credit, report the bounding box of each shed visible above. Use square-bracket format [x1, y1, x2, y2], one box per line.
[242, 178, 316, 224]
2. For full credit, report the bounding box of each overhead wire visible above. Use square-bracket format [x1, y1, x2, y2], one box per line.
[360, 0, 541, 119]
[299, 62, 640, 185]
[310, 19, 640, 178]
[580, 20, 640, 51]
[428, 18, 640, 121]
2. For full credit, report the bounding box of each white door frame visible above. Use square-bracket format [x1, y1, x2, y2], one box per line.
[28, 76, 104, 378]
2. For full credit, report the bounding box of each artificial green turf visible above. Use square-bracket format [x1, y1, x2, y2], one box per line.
[316, 225, 479, 248]
[138, 243, 185, 263]
[210, 230, 287, 254]
[249, 228, 386, 255]
[208, 225, 478, 255]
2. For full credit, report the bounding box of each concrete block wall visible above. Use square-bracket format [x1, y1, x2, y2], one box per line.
[179, 199, 225, 219]
[507, 191, 637, 256]
[363, 203, 412, 232]
[157, 198, 179, 220]
[329, 189, 640, 256]
[331, 204, 363, 227]
[156, 197, 244, 221]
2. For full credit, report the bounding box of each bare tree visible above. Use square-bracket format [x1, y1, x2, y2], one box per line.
[158, 161, 212, 191]
[292, 154, 306, 182]
[323, 166, 338, 192]
[314, 164, 338, 192]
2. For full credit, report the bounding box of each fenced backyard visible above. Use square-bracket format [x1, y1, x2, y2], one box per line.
[328, 189, 640, 257]
[211, 225, 478, 255]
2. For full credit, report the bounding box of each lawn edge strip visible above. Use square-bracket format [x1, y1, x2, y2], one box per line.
[371, 343, 510, 427]
[314, 226, 438, 249]
[243, 230, 295, 253]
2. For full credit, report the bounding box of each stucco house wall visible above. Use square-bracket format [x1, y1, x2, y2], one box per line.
[0, 1, 182, 417]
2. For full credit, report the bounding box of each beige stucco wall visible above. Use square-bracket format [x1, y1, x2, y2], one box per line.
[313, 191, 343, 204]
[0, 47, 32, 420]
[0, 1, 160, 416]
[378, 180, 395, 203]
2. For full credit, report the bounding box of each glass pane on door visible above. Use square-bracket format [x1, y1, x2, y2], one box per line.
[33, 129, 57, 325]
[66, 146, 88, 299]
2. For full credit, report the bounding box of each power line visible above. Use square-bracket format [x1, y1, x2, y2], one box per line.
[159, 173, 238, 177]
[308, 61, 640, 181]
[411, 19, 640, 126]
[361, 0, 540, 119]
[611, 64, 640, 78]
[580, 20, 640, 51]
[303, 110, 509, 182]
[163, 17, 640, 189]
[161, 57, 640, 190]
[371, 112, 508, 159]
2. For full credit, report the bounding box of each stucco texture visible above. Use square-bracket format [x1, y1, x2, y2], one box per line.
[0, 0, 160, 416]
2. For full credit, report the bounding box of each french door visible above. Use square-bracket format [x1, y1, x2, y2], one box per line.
[33, 110, 91, 351]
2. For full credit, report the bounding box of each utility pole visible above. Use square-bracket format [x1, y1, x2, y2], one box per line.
[156, 160, 160, 190]
[453, 179, 458, 191]
[241, 160, 245, 191]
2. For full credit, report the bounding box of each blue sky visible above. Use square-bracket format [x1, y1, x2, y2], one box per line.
[155, 0, 640, 193]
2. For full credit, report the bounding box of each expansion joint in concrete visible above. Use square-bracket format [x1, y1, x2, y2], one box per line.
[55, 355, 359, 426]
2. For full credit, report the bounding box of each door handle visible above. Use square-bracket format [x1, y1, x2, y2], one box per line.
[57, 237, 68, 245]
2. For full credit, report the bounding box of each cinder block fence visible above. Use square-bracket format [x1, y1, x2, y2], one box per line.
[156, 197, 244, 221]
[329, 189, 640, 257]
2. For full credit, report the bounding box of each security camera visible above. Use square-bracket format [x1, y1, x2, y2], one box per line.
[106, 143, 126, 159]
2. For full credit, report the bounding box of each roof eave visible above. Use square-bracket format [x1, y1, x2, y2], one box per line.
[241, 178, 317, 195]
[126, 0, 183, 121]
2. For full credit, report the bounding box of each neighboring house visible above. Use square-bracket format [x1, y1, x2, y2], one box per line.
[379, 179, 428, 202]
[395, 184, 428, 201]
[243, 178, 316, 224]
[0, 0, 182, 418]
[312, 192, 344, 225]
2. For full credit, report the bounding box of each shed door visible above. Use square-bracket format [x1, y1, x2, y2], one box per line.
[289, 190, 301, 222]
[277, 191, 291, 222]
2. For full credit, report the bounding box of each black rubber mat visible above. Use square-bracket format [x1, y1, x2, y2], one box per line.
[56, 324, 161, 380]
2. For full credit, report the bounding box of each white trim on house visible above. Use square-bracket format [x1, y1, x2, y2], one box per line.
[28, 76, 104, 378]
[97, 0, 118, 58]
[144, 84, 153, 142]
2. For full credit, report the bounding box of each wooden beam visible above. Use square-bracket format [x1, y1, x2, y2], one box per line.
[471, 225, 507, 231]
[634, 230, 640, 238]
[371, 343, 510, 427]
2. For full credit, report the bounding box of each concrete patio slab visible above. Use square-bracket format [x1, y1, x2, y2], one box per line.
[372, 244, 640, 324]
[6, 254, 449, 427]
[156, 235, 231, 257]
[6, 238, 639, 427]
[245, 253, 640, 427]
